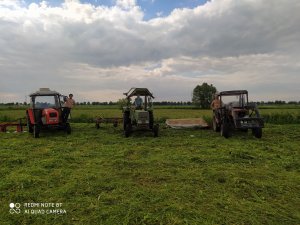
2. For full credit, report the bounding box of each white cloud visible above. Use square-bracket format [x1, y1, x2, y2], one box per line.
[0, 0, 299, 102]
[116, 0, 136, 9]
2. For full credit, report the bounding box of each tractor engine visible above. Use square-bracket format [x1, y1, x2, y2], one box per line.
[41, 108, 59, 125]
[136, 111, 149, 126]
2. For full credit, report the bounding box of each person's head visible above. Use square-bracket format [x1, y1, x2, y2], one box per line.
[69, 94, 73, 99]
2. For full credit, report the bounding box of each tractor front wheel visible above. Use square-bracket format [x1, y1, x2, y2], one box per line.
[220, 122, 229, 138]
[33, 124, 40, 138]
[125, 124, 132, 138]
[252, 127, 262, 138]
[153, 124, 159, 137]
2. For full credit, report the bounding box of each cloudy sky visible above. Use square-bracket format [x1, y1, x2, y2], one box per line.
[0, 0, 299, 103]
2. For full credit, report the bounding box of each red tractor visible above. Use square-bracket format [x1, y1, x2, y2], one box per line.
[26, 88, 71, 138]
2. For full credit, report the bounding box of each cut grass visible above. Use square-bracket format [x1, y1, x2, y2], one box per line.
[0, 123, 299, 224]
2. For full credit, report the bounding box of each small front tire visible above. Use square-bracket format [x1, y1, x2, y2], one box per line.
[220, 122, 229, 138]
[153, 124, 159, 137]
[252, 127, 262, 138]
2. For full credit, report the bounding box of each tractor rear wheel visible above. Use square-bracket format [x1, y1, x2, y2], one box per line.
[123, 112, 130, 130]
[125, 123, 132, 138]
[153, 124, 159, 137]
[149, 111, 154, 130]
[33, 124, 40, 138]
[220, 122, 229, 138]
[252, 127, 262, 138]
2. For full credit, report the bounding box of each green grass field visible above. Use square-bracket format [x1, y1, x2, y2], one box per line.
[0, 106, 299, 224]
[1, 105, 300, 124]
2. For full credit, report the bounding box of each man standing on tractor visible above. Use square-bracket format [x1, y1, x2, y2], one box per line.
[134, 94, 143, 109]
[211, 93, 221, 110]
[62, 94, 75, 123]
[211, 93, 222, 123]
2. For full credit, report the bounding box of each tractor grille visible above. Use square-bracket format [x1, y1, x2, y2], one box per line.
[138, 112, 149, 121]
[137, 111, 149, 125]
[49, 112, 57, 117]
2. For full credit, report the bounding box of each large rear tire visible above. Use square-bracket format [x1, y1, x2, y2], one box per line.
[123, 112, 130, 130]
[125, 123, 132, 138]
[252, 127, 262, 138]
[220, 122, 229, 138]
[33, 124, 40, 138]
[149, 111, 154, 130]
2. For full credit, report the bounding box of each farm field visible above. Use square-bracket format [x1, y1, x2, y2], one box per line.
[0, 106, 299, 224]
[1, 105, 300, 124]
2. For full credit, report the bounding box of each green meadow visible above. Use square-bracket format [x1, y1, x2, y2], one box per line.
[1, 105, 300, 124]
[0, 106, 299, 224]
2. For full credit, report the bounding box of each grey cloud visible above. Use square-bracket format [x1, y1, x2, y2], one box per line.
[2, 0, 299, 67]
[0, 0, 299, 102]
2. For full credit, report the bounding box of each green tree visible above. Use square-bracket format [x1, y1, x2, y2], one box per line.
[192, 83, 217, 108]
[116, 98, 128, 110]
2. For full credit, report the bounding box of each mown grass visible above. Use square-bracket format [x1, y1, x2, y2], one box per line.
[0, 123, 299, 224]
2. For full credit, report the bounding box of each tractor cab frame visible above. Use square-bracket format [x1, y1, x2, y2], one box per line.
[212, 90, 264, 138]
[26, 88, 71, 138]
[122, 88, 159, 137]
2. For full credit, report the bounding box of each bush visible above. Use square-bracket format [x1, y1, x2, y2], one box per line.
[262, 113, 300, 124]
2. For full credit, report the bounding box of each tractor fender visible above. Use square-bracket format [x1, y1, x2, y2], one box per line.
[27, 109, 35, 124]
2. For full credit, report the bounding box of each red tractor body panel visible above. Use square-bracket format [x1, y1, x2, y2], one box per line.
[26, 88, 71, 138]
[27, 109, 35, 124]
[42, 108, 60, 125]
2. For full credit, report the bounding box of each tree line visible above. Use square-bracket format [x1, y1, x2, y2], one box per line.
[0, 83, 299, 107]
[1, 100, 299, 107]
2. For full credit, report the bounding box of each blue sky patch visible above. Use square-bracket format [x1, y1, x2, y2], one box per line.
[24, 0, 209, 20]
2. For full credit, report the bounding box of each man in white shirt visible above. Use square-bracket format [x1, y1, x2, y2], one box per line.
[62, 94, 75, 122]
